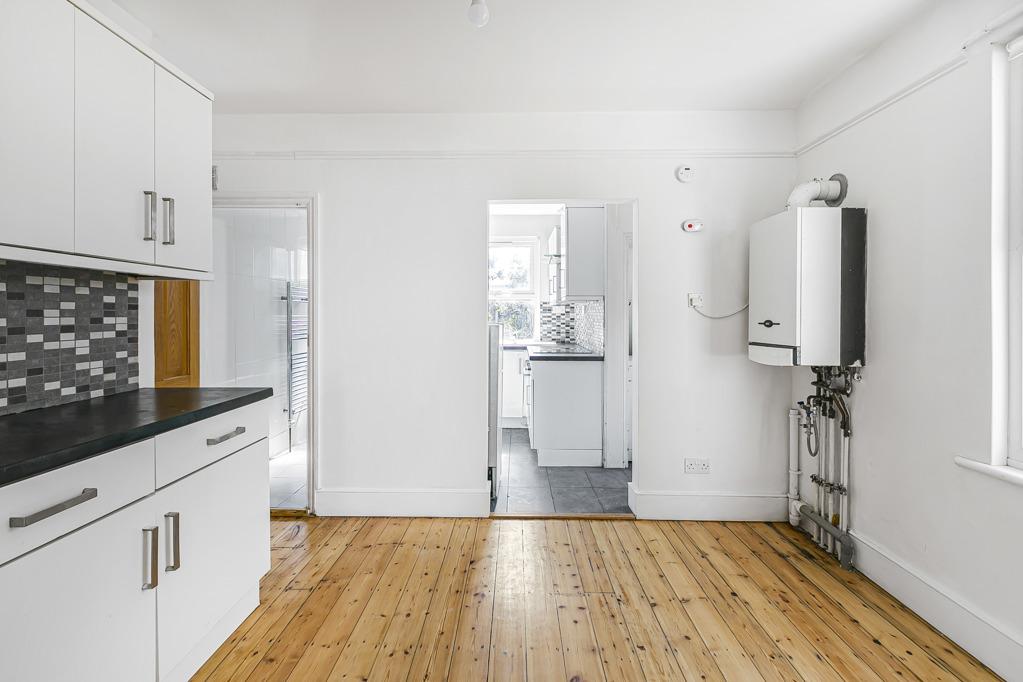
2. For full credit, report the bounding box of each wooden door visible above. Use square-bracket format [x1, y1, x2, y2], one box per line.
[155, 66, 213, 271]
[0, 497, 158, 682]
[155, 280, 200, 387]
[0, 0, 75, 252]
[74, 8, 156, 263]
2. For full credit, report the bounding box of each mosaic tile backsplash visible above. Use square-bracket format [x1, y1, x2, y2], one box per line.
[0, 261, 140, 416]
[539, 299, 605, 352]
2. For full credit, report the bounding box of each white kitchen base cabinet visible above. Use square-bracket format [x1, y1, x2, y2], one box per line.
[0, 398, 271, 682]
[0, 496, 158, 682]
[156, 439, 270, 681]
[531, 359, 603, 466]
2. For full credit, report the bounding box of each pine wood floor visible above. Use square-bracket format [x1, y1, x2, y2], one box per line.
[193, 517, 999, 681]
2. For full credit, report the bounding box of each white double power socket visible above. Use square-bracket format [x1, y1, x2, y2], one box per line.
[684, 458, 711, 474]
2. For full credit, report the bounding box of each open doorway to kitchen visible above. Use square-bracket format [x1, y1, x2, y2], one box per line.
[487, 200, 636, 515]
[207, 198, 315, 514]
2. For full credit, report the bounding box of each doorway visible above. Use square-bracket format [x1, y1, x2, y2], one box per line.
[207, 199, 315, 513]
[487, 200, 634, 515]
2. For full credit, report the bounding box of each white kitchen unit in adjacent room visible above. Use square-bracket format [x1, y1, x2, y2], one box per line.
[529, 350, 604, 466]
[501, 347, 529, 426]
[560, 206, 606, 300]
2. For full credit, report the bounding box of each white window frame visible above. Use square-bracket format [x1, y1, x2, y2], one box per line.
[488, 237, 541, 341]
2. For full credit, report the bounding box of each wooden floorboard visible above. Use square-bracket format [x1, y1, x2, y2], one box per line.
[194, 518, 1001, 682]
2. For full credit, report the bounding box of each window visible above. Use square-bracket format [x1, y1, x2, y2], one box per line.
[489, 239, 539, 340]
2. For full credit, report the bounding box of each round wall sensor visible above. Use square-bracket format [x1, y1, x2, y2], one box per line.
[675, 166, 695, 183]
[682, 219, 704, 233]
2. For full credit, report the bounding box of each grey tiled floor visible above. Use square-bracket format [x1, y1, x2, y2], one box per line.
[491, 429, 632, 514]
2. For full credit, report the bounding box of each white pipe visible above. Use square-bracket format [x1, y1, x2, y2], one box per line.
[827, 414, 836, 553]
[840, 433, 850, 534]
[816, 411, 825, 547]
[786, 178, 843, 208]
[788, 408, 801, 526]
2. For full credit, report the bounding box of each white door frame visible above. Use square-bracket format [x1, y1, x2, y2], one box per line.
[212, 192, 320, 515]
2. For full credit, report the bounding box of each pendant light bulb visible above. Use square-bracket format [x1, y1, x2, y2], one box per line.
[467, 0, 490, 28]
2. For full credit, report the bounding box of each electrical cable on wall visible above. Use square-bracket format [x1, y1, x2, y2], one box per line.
[692, 302, 748, 319]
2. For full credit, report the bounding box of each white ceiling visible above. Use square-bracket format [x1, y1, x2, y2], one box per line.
[114, 0, 933, 114]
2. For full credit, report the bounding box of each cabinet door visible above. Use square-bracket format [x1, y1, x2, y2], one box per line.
[564, 207, 606, 298]
[155, 67, 212, 271]
[501, 350, 525, 419]
[0, 497, 157, 682]
[0, 0, 74, 252]
[155, 439, 270, 680]
[75, 9, 156, 263]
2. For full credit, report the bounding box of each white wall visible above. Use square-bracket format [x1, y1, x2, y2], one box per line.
[212, 111, 797, 518]
[793, 0, 1023, 676]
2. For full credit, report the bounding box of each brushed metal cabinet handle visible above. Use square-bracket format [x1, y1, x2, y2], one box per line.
[207, 426, 246, 446]
[161, 197, 176, 245]
[9, 488, 98, 528]
[143, 191, 157, 241]
[142, 526, 159, 590]
[165, 512, 181, 572]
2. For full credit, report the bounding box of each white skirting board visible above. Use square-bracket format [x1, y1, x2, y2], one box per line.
[315, 486, 491, 517]
[162, 583, 260, 682]
[848, 530, 1023, 680]
[538, 448, 602, 467]
[627, 483, 787, 521]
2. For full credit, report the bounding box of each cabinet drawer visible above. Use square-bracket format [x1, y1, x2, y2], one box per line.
[155, 400, 268, 488]
[0, 439, 155, 566]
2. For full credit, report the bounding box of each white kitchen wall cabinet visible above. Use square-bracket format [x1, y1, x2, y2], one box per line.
[155, 439, 269, 680]
[0, 0, 75, 252]
[0, 1, 214, 279]
[155, 66, 213, 271]
[560, 206, 606, 299]
[0, 496, 158, 682]
[74, 8, 157, 264]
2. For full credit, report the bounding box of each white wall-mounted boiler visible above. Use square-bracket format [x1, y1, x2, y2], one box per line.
[748, 207, 866, 367]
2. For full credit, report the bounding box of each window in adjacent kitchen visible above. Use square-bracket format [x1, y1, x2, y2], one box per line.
[488, 239, 539, 340]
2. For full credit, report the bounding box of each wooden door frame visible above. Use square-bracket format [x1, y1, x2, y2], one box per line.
[213, 192, 319, 515]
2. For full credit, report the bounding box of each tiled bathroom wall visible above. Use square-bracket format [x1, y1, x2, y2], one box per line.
[539, 299, 605, 351]
[0, 261, 139, 416]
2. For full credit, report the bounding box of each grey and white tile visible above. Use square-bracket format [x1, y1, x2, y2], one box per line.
[507, 486, 555, 513]
[552, 486, 603, 513]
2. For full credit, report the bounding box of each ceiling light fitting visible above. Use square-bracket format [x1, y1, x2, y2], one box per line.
[467, 0, 490, 28]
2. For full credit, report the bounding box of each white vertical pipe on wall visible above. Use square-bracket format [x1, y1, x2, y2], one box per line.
[788, 409, 802, 526]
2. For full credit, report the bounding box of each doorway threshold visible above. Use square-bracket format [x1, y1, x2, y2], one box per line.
[490, 512, 635, 520]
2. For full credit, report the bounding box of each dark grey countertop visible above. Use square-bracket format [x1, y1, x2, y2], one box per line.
[0, 387, 273, 488]
[526, 343, 604, 361]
